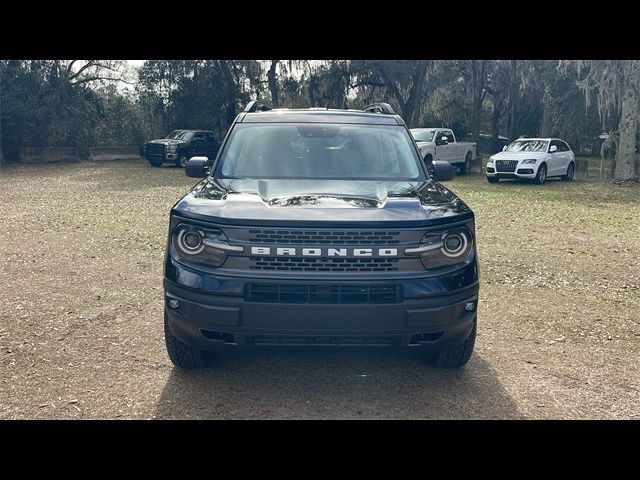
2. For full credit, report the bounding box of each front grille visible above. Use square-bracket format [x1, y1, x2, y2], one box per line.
[249, 256, 399, 272]
[146, 143, 165, 162]
[248, 229, 401, 245]
[496, 160, 518, 172]
[246, 283, 402, 304]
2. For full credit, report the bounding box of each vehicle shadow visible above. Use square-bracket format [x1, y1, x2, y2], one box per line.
[155, 348, 522, 419]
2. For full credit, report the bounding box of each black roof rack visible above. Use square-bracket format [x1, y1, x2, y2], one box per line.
[244, 100, 273, 112]
[362, 103, 396, 115]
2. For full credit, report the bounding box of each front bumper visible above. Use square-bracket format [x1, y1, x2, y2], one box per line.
[486, 163, 538, 179]
[164, 277, 479, 352]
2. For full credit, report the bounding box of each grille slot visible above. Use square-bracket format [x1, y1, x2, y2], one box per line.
[496, 160, 518, 172]
[246, 283, 402, 304]
[248, 229, 401, 245]
[249, 256, 399, 272]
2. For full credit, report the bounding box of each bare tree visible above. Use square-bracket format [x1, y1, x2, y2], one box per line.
[61, 60, 129, 86]
[376, 60, 430, 127]
[457, 60, 489, 142]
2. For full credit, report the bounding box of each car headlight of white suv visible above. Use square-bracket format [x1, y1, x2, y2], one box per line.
[521, 159, 538, 165]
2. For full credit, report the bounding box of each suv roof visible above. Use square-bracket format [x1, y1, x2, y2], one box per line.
[171, 129, 214, 133]
[238, 101, 405, 126]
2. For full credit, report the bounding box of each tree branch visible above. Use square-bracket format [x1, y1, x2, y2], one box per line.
[376, 63, 406, 110]
[70, 76, 133, 86]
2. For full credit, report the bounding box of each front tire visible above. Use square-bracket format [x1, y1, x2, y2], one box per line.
[561, 162, 575, 181]
[149, 160, 163, 167]
[164, 311, 208, 368]
[487, 176, 499, 183]
[431, 322, 476, 369]
[534, 163, 547, 184]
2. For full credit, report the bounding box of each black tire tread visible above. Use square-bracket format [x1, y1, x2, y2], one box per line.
[433, 323, 476, 369]
[460, 153, 472, 175]
[561, 162, 574, 181]
[534, 164, 547, 185]
[164, 312, 207, 368]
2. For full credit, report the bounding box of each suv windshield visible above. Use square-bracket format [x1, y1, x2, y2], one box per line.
[411, 129, 436, 142]
[165, 130, 185, 139]
[214, 123, 425, 198]
[217, 123, 422, 181]
[506, 139, 548, 152]
[165, 130, 193, 140]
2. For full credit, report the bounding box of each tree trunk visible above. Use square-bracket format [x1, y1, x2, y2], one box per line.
[471, 61, 487, 144]
[219, 60, 238, 127]
[404, 61, 429, 127]
[490, 102, 501, 154]
[506, 60, 519, 141]
[614, 86, 638, 183]
[377, 61, 428, 127]
[539, 91, 554, 137]
[472, 97, 482, 144]
[267, 60, 279, 108]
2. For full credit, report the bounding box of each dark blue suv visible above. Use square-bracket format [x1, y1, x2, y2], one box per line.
[163, 102, 479, 368]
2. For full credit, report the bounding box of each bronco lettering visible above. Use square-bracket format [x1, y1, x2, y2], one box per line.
[250, 247, 399, 257]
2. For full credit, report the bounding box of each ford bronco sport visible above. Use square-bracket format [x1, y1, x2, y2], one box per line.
[163, 101, 479, 368]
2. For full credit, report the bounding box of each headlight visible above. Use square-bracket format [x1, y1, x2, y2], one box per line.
[172, 224, 243, 267]
[521, 159, 537, 164]
[405, 227, 474, 269]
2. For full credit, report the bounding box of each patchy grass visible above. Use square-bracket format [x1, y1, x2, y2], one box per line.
[0, 160, 638, 419]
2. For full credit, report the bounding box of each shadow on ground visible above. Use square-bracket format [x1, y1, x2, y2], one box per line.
[156, 348, 522, 419]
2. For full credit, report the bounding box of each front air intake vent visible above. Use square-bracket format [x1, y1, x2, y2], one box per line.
[246, 283, 402, 304]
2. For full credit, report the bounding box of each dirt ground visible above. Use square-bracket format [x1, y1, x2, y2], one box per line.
[0, 160, 638, 419]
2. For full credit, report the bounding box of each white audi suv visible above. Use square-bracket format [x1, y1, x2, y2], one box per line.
[486, 138, 575, 184]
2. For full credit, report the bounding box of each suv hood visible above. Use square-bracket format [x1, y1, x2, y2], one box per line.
[172, 178, 473, 227]
[491, 151, 547, 160]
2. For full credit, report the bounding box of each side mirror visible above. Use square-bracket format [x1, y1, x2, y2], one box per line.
[502, 145, 508, 151]
[549, 145, 557, 153]
[431, 160, 454, 181]
[185, 156, 209, 178]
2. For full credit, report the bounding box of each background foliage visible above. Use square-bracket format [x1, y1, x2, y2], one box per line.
[1, 59, 638, 180]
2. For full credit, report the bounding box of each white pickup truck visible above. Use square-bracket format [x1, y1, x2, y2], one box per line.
[410, 128, 478, 175]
